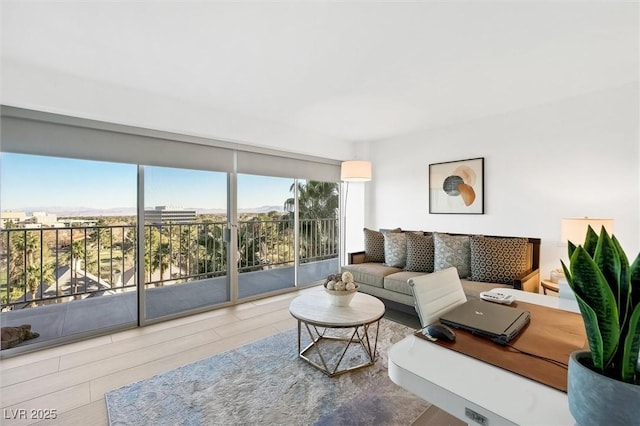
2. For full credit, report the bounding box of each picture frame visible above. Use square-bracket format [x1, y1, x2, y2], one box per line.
[429, 157, 484, 214]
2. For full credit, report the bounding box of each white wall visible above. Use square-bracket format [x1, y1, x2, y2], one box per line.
[1, 59, 352, 161]
[363, 83, 639, 280]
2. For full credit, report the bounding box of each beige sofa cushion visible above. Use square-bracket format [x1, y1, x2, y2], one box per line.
[383, 271, 426, 296]
[342, 263, 401, 288]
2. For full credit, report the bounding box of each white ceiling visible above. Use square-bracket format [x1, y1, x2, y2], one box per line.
[1, 1, 638, 156]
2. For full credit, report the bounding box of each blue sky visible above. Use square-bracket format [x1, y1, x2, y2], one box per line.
[1, 153, 294, 211]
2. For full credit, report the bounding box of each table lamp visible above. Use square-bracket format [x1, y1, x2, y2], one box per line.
[561, 217, 615, 247]
[557, 217, 614, 299]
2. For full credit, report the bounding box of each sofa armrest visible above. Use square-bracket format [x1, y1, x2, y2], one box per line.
[348, 251, 366, 265]
[513, 269, 540, 293]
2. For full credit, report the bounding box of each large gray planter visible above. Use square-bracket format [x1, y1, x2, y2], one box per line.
[568, 351, 640, 426]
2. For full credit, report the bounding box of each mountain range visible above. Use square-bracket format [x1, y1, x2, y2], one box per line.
[12, 205, 285, 217]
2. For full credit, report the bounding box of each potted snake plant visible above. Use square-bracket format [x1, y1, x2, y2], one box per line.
[561, 226, 639, 425]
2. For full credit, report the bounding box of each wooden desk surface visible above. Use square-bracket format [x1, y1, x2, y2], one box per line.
[423, 300, 586, 392]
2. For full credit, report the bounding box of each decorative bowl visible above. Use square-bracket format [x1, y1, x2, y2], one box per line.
[324, 284, 359, 307]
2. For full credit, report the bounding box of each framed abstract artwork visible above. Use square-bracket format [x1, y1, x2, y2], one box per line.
[429, 157, 484, 214]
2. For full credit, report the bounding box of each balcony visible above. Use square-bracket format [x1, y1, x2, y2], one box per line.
[1, 219, 339, 354]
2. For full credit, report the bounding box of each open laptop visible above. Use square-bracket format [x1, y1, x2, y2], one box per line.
[439, 299, 530, 345]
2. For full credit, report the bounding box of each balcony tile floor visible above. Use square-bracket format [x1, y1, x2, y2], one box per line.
[1, 259, 339, 353]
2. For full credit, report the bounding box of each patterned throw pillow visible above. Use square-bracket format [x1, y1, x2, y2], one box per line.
[470, 236, 529, 284]
[363, 228, 385, 262]
[405, 233, 434, 272]
[383, 232, 407, 268]
[433, 232, 471, 278]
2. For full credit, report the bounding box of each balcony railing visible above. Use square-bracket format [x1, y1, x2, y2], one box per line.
[0, 218, 339, 310]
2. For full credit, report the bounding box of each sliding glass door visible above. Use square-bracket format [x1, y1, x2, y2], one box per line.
[143, 166, 229, 321]
[0, 153, 138, 348]
[295, 180, 340, 286]
[236, 174, 295, 299]
[1, 106, 343, 355]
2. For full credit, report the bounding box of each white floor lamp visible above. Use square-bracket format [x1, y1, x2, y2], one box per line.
[341, 160, 372, 266]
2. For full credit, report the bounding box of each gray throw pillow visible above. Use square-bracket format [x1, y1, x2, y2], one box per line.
[433, 232, 471, 278]
[363, 228, 385, 262]
[405, 233, 434, 273]
[470, 236, 529, 284]
[383, 232, 407, 268]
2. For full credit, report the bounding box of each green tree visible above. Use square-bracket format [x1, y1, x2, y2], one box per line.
[8, 231, 42, 303]
[198, 223, 227, 277]
[145, 226, 174, 286]
[284, 180, 339, 219]
[178, 225, 198, 277]
[151, 241, 172, 285]
[69, 239, 86, 298]
[91, 219, 112, 249]
[26, 261, 55, 307]
[284, 180, 339, 260]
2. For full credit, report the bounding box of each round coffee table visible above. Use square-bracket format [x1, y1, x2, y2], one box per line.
[289, 291, 385, 377]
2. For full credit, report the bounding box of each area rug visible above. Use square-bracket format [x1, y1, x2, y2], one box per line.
[105, 318, 429, 426]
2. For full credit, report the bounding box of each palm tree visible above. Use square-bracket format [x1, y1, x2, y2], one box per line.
[150, 241, 172, 286]
[284, 180, 339, 260]
[25, 261, 55, 307]
[176, 226, 193, 277]
[8, 231, 40, 284]
[144, 226, 174, 286]
[92, 219, 112, 249]
[70, 239, 86, 299]
[197, 223, 227, 278]
[284, 180, 339, 218]
[7, 230, 43, 303]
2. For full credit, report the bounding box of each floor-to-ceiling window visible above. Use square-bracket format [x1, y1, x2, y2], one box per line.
[143, 166, 230, 320]
[237, 174, 296, 299]
[294, 180, 340, 286]
[0, 153, 138, 347]
[0, 106, 341, 355]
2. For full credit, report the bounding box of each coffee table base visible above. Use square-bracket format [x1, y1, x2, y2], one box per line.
[297, 320, 381, 377]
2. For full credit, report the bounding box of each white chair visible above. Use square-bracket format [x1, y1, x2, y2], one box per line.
[408, 267, 467, 327]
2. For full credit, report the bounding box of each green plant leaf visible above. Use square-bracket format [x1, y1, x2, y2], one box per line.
[568, 241, 577, 259]
[631, 253, 640, 309]
[594, 231, 622, 322]
[573, 292, 606, 371]
[621, 302, 640, 384]
[583, 225, 600, 257]
[569, 246, 620, 368]
[612, 236, 631, 327]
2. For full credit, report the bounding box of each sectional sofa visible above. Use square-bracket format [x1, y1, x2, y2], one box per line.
[341, 229, 541, 307]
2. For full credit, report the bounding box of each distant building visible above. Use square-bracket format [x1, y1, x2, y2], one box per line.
[31, 211, 62, 227]
[1, 211, 65, 229]
[144, 206, 197, 224]
[0, 211, 27, 229]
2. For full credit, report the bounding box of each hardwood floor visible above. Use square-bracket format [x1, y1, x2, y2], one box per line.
[0, 286, 460, 426]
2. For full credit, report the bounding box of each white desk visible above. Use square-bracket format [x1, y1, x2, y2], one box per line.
[388, 289, 580, 426]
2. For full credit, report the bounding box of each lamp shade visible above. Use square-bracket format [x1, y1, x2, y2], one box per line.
[340, 161, 372, 182]
[561, 217, 614, 246]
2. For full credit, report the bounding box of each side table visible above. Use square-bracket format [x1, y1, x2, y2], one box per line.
[289, 291, 385, 377]
[541, 279, 560, 295]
